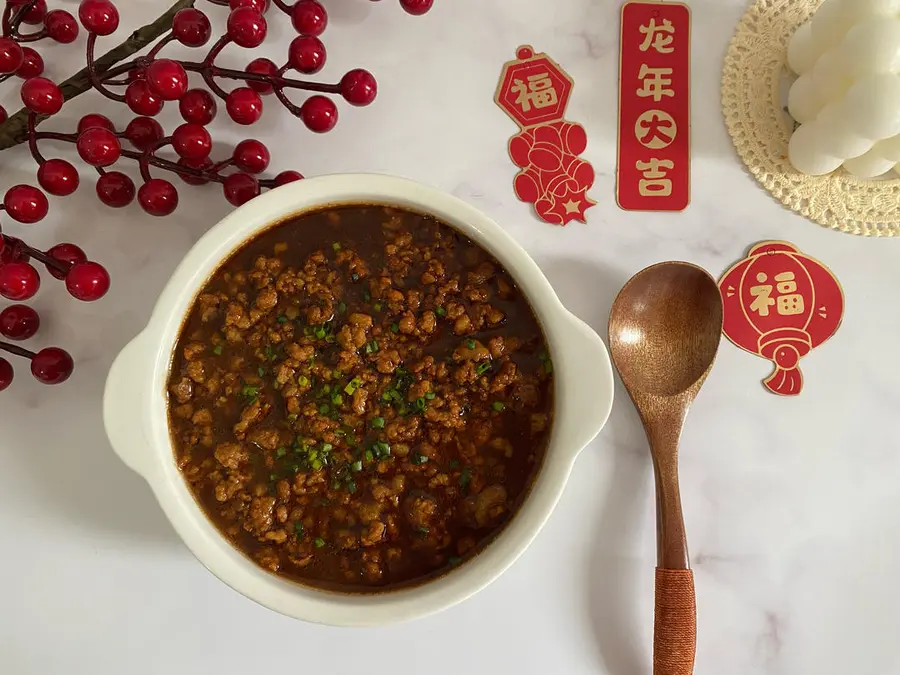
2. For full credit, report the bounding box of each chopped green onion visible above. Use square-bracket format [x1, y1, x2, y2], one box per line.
[415, 526, 430, 536]
[332, 393, 343, 405]
[425, 391, 436, 400]
[351, 460, 363, 472]
[276, 447, 287, 458]
[311, 459, 323, 471]
[337, 301, 347, 314]
[212, 345, 223, 355]
[436, 306, 447, 317]
[466, 339, 476, 349]
[332, 242, 341, 252]
[257, 366, 267, 378]
[314, 537, 326, 548]
[319, 404, 330, 415]
[241, 385, 259, 399]
[265, 345, 276, 361]
[344, 378, 362, 395]
[323, 384, 332, 394]
[269, 473, 278, 481]
[362, 289, 370, 300]
[410, 452, 429, 465]
[459, 467, 472, 492]
[544, 359, 553, 374]
[364, 339, 380, 354]
[391, 323, 399, 333]
[372, 441, 391, 459]
[315, 326, 327, 339]
[298, 375, 309, 387]
[373, 302, 383, 312]
[364, 449, 374, 463]
[333, 370, 343, 379]
[326, 335, 336, 344]
[294, 522, 305, 539]
[321, 443, 333, 453]
[287, 413, 298, 422]
[476, 361, 492, 376]
[347, 480, 357, 494]
[415, 397, 427, 411]
[371, 416, 385, 429]
[277, 314, 288, 324]
[492, 401, 506, 412]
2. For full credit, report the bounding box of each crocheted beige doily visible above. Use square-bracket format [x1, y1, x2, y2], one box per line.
[722, 0, 900, 236]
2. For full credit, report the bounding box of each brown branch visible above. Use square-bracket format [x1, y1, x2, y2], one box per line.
[0, 0, 195, 151]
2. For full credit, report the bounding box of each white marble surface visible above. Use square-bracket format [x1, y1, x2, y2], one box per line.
[2, 0, 899, 673]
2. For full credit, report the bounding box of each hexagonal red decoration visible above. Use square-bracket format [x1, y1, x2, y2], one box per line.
[495, 46, 573, 129]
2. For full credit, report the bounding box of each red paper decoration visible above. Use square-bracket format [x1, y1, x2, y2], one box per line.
[719, 241, 844, 396]
[495, 45, 595, 225]
[617, 1, 691, 212]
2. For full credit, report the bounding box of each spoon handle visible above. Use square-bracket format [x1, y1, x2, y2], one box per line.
[653, 568, 696, 675]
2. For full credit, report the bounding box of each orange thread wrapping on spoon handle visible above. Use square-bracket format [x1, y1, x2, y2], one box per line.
[653, 568, 696, 675]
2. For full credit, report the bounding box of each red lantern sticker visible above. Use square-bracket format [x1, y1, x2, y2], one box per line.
[617, 1, 691, 212]
[719, 241, 845, 396]
[495, 45, 596, 226]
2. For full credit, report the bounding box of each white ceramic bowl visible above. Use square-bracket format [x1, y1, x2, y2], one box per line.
[103, 174, 614, 627]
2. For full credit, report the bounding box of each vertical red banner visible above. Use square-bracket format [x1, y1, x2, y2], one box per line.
[617, 1, 691, 212]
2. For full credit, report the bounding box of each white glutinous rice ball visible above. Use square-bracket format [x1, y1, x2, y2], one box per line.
[841, 18, 900, 77]
[876, 134, 900, 161]
[811, 0, 856, 54]
[843, 0, 900, 22]
[789, 123, 845, 175]
[815, 102, 875, 159]
[788, 22, 821, 75]
[843, 73, 900, 139]
[842, 148, 897, 177]
[811, 48, 853, 104]
[788, 74, 823, 124]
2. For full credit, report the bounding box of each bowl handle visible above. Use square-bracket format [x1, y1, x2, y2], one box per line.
[556, 311, 615, 458]
[103, 332, 153, 479]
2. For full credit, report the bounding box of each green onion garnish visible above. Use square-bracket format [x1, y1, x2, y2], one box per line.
[276, 447, 287, 458]
[410, 452, 429, 465]
[436, 306, 447, 317]
[212, 345, 223, 355]
[371, 416, 385, 429]
[391, 323, 399, 333]
[314, 537, 326, 548]
[294, 522, 305, 539]
[318, 404, 330, 414]
[351, 460, 363, 472]
[337, 301, 347, 314]
[425, 391, 436, 400]
[466, 339, 476, 349]
[277, 315, 288, 324]
[492, 401, 505, 412]
[476, 362, 492, 376]
[332, 242, 341, 251]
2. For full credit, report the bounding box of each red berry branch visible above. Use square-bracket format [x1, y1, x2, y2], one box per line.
[0, 0, 434, 390]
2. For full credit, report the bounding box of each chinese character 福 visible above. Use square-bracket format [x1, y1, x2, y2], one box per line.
[636, 64, 675, 102]
[750, 272, 776, 316]
[635, 158, 674, 197]
[512, 72, 558, 113]
[775, 272, 805, 315]
[635, 109, 677, 150]
[639, 18, 675, 54]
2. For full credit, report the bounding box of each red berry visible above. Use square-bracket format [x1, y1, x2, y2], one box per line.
[20, 0, 47, 25]
[233, 139, 270, 173]
[291, 0, 327, 36]
[300, 95, 337, 133]
[78, 0, 119, 36]
[31, 347, 74, 385]
[0, 304, 40, 340]
[179, 88, 217, 125]
[138, 179, 178, 216]
[46, 243, 87, 279]
[96, 171, 135, 208]
[77, 113, 115, 135]
[274, 170, 303, 186]
[146, 59, 188, 101]
[124, 116, 164, 151]
[172, 7, 210, 47]
[3, 185, 48, 224]
[0, 105, 6, 125]
[0, 358, 12, 391]
[223, 172, 260, 206]
[0, 38, 24, 74]
[340, 69, 377, 106]
[15, 47, 43, 79]
[227, 7, 267, 48]
[125, 80, 163, 116]
[288, 36, 326, 74]
[177, 156, 213, 186]
[77, 127, 121, 167]
[20, 77, 63, 115]
[399, 0, 433, 15]
[172, 123, 212, 160]
[66, 261, 110, 301]
[44, 9, 79, 43]
[0, 262, 40, 300]
[245, 57, 278, 94]
[230, 0, 269, 11]
[37, 159, 80, 196]
[226, 87, 263, 125]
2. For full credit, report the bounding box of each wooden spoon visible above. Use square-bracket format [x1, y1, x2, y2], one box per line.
[608, 262, 723, 675]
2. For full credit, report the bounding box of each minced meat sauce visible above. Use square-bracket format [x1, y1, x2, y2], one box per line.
[167, 204, 554, 592]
